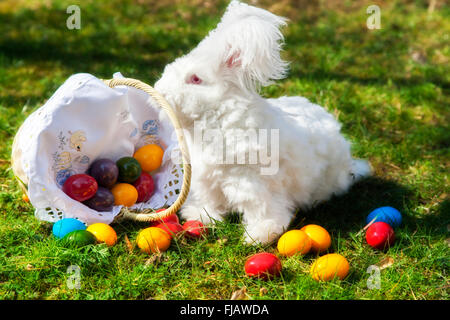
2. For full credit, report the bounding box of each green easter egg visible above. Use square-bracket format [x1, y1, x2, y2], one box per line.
[63, 230, 97, 247]
[116, 157, 142, 183]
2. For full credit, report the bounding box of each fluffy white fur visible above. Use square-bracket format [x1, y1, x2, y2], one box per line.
[155, 0, 371, 244]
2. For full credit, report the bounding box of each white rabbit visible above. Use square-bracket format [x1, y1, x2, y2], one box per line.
[155, 0, 371, 244]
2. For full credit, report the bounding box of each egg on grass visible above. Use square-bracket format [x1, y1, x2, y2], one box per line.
[277, 229, 312, 256]
[300, 224, 331, 253]
[310, 253, 350, 281]
[52, 218, 87, 239]
[86, 223, 117, 247]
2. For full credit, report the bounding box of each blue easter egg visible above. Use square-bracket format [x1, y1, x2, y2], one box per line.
[366, 206, 402, 228]
[52, 218, 86, 239]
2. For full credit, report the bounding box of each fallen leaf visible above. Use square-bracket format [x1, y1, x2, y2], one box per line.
[411, 51, 427, 64]
[231, 287, 248, 300]
[144, 253, 162, 267]
[259, 287, 268, 296]
[376, 257, 394, 270]
[124, 234, 133, 253]
[217, 238, 228, 245]
[439, 193, 448, 201]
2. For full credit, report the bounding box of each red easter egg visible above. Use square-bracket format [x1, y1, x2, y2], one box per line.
[366, 222, 396, 250]
[154, 221, 183, 239]
[150, 209, 180, 226]
[182, 220, 208, 239]
[62, 174, 98, 202]
[244, 252, 282, 280]
[133, 172, 155, 203]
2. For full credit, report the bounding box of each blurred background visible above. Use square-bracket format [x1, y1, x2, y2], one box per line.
[0, 0, 448, 103]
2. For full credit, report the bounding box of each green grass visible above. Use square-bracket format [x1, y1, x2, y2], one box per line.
[0, 0, 449, 300]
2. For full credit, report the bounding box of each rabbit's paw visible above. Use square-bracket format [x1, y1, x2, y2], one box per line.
[242, 219, 284, 245]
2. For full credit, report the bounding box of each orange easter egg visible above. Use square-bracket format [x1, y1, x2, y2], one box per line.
[136, 227, 171, 254]
[300, 224, 331, 253]
[310, 253, 350, 281]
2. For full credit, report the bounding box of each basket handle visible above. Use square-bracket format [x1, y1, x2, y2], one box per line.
[103, 78, 191, 223]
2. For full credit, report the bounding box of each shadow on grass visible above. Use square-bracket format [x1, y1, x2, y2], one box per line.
[291, 176, 448, 240]
[222, 176, 448, 246]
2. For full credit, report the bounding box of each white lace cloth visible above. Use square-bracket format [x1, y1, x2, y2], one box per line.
[15, 72, 183, 225]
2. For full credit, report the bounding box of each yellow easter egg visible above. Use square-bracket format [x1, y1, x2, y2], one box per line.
[86, 223, 117, 246]
[310, 253, 350, 281]
[277, 230, 312, 256]
[136, 227, 171, 254]
[300, 224, 331, 253]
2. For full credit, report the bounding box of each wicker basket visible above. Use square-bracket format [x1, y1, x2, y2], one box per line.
[11, 77, 191, 224]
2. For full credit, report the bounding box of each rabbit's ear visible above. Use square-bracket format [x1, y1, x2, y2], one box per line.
[208, 1, 289, 93]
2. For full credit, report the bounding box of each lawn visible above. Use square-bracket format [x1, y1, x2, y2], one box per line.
[0, 0, 449, 300]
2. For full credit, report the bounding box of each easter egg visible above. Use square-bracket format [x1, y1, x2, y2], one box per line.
[133, 144, 164, 172]
[86, 223, 117, 246]
[182, 220, 208, 239]
[133, 172, 155, 203]
[62, 174, 98, 202]
[111, 183, 138, 207]
[366, 206, 402, 229]
[244, 253, 282, 280]
[52, 218, 86, 239]
[150, 209, 180, 226]
[136, 227, 171, 254]
[63, 230, 97, 247]
[88, 158, 119, 188]
[154, 222, 183, 239]
[83, 187, 115, 212]
[366, 222, 395, 250]
[277, 230, 312, 256]
[116, 157, 142, 183]
[310, 253, 350, 281]
[300, 224, 331, 253]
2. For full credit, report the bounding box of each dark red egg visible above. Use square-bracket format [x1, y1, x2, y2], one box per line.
[62, 174, 98, 202]
[366, 221, 396, 250]
[182, 220, 208, 239]
[133, 172, 155, 203]
[244, 252, 282, 280]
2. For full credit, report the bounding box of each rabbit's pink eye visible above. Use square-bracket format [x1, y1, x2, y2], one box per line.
[187, 74, 202, 85]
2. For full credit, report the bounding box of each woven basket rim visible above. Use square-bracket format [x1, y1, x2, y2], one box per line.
[104, 78, 191, 223]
